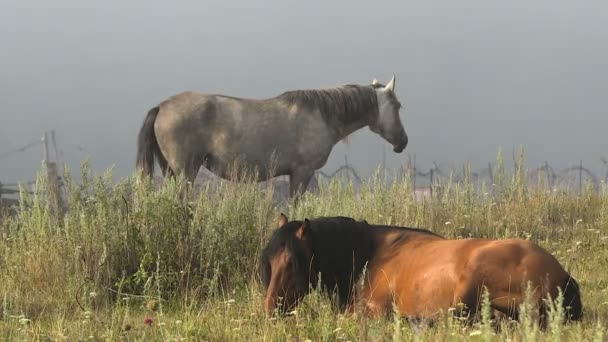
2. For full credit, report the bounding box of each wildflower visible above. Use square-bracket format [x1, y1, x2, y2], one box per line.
[144, 316, 153, 327]
[147, 300, 159, 312]
[89, 292, 97, 299]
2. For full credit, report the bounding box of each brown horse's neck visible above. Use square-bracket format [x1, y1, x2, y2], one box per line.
[307, 220, 442, 309]
[307, 219, 376, 308]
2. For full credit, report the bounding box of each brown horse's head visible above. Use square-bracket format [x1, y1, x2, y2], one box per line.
[260, 213, 315, 316]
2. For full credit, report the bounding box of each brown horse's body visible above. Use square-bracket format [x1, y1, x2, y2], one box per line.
[362, 229, 577, 321]
[260, 215, 582, 326]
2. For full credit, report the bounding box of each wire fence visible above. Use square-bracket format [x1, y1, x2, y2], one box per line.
[2, 156, 607, 209]
[313, 157, 608, 195]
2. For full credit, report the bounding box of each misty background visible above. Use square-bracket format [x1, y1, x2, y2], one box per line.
[1, 0, 606, 184]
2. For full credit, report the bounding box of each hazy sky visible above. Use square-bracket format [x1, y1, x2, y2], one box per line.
[1, 0, 607, 183]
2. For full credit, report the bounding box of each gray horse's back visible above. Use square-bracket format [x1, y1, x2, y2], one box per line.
[153, 91, 291, 181]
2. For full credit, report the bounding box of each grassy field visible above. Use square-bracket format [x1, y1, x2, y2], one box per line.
[0, 154, 607, 341]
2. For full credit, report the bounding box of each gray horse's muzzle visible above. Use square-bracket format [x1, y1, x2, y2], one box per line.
[393, 136, 408, 153]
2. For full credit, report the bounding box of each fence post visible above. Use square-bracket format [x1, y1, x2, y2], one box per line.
[412, 154, 416, 192]
[344, 154, 350, 183]
[429, 168, 434, 197]
[42, 130, 63, 219]
[579, 160, 583, 194]
[488, 163, 493, 185]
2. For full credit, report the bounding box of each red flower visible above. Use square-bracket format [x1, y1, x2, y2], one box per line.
[144, 316, 153, 327]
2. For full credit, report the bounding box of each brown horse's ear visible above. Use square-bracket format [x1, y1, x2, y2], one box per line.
[296, 218, 311, 240]
[278, 213, 288, 228]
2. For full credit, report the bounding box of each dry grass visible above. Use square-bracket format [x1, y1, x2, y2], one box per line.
[0, 152, 607, 341]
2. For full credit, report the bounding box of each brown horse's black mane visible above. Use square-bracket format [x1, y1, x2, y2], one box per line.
[260, 216, 443, 310]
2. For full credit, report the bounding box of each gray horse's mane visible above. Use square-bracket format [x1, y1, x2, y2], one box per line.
[276, 85, 379, 127]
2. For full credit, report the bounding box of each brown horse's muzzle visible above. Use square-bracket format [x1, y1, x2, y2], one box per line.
[264, 295, 278, 316]
[264, 294, 298, 317]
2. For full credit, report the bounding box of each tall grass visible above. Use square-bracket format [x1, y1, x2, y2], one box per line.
[0, 152, 607, 341]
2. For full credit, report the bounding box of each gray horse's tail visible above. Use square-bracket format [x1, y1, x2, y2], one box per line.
[136, 106, 168, 177]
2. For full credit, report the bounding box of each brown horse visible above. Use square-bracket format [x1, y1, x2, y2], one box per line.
[260, 214, 582, 326]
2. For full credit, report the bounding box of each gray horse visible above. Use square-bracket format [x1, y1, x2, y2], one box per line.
[136, 76, 408, 198]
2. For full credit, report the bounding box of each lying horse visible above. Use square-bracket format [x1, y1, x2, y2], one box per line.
[136, 76, 408, 198]
[260, 214, 582, 326]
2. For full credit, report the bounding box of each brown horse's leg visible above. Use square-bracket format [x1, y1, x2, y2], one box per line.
[358, 276, 393, 319]
[452, 281, 481, 326]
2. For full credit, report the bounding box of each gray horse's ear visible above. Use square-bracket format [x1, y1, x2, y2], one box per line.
[385, 75, 396, 92]
[296, 218, 311, 240]
[278, 213, 288, 228]
[372, 78, 380, 86]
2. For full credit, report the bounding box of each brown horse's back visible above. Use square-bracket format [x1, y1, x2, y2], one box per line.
[363, 236, 582, 323]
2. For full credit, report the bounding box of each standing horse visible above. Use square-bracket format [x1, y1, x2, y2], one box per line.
[136, 76, 408, 198]
[260, 214, 582, 326]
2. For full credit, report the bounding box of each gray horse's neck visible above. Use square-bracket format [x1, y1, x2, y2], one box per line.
[276, 85, 378, 141]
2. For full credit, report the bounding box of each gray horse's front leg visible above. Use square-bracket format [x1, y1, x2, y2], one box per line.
[289, 169, 314, 202]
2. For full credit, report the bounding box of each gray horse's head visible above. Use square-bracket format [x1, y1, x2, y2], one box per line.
[370, 75, 408, 153]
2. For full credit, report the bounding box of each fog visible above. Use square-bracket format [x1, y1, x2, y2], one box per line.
[1, 0, 606, 183]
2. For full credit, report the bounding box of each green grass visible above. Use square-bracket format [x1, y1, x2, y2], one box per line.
[1, 152, 607, 341]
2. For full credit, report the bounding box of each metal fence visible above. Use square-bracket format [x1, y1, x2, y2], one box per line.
[2, 152, 607, 210]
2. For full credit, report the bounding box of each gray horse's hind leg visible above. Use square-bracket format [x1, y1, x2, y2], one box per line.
[289, 169, 314, 203]
[166, 154, 202, 188]
[159, 159, 175, 179]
